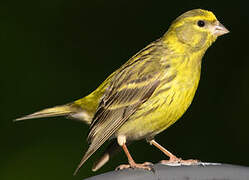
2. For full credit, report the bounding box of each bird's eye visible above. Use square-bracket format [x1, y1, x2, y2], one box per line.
[197, 20, 205, 27]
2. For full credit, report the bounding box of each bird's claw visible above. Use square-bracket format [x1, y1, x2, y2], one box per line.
[160, 157, 199, 165]
[116, 162, 153, 171]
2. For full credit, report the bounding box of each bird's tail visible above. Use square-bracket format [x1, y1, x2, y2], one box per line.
[14, 103, 92, 124]
[92, 140, 122, 172]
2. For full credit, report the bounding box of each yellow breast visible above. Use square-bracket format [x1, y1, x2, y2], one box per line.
[117, 54, 202, 140]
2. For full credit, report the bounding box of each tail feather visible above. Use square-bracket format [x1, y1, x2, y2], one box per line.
[14, 104, 76, 122]
[92, 140, 121, 171]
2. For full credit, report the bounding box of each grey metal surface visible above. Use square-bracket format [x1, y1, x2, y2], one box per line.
[85, 163, 249, 180]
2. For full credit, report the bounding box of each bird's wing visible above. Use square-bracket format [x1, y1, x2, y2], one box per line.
[74, 40, 165, 175]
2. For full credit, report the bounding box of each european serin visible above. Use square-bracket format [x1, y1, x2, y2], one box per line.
[15, 9, 229, 174]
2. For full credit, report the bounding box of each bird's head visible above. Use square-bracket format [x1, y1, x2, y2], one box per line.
[165, 9, 229, 51]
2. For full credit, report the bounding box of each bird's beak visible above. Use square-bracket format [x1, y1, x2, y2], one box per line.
[212, 21, 229, 37]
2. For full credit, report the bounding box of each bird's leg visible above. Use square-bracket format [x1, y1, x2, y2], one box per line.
[149, 139, 198, 165]
[116, 135, 153, 170]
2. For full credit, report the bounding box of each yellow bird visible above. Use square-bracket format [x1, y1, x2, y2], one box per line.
[15, 9, 229, 174]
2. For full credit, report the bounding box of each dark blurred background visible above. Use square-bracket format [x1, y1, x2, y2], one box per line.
[1, 0, 249, 179]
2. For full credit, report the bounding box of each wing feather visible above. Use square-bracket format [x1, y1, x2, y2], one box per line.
[73, 40, 167, 175]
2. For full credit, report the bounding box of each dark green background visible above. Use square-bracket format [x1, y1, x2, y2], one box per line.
[1, 0, 249, 179]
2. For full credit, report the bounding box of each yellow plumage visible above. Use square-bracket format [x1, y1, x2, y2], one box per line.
[15, 9, 229, 174]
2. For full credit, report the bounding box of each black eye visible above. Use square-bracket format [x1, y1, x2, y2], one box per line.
[197, 20, 205, 27]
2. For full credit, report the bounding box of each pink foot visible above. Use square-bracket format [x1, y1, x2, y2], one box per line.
[116, 162, 153, 170]
[160, 156, 199, 165]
